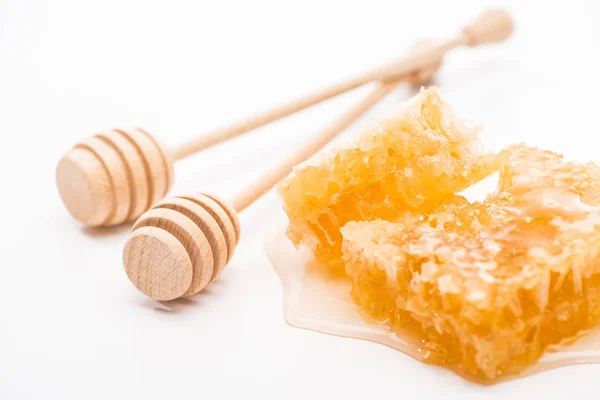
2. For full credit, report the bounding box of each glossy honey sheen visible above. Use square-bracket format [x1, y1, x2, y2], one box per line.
[267, 207, 600, 385]
[341, 145, 600, 382]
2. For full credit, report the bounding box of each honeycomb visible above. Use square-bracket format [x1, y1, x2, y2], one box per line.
[341, 144, 600, 382]
[277, 88, 499, 267]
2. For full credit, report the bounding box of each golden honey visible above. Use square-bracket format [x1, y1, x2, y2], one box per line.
[341, 144, 600, 382]
[278, 88, 499, 268]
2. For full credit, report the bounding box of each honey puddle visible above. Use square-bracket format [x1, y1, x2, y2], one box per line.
[265, 208, 600, 384]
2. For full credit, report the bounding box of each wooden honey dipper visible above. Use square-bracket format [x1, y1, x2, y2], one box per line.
[56, 8, 512, 229]
[122, 9, 514, 301]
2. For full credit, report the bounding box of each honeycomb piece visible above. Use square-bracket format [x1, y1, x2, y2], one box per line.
[341, 144, 600, 382]
[499, 144, 600, 205]
[278, 88, 499, 267]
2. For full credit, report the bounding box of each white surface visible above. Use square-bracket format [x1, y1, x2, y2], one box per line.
[1, 1, 600, 399]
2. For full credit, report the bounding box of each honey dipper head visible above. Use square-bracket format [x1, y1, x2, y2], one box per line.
[56, 128, 174, 227]
[123, 193, 240, 301]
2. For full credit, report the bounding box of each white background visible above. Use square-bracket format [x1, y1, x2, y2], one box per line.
[1, 1, 600, 399]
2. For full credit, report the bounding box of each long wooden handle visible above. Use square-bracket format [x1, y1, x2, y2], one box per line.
[170, 51, 450, 162]
[231, 79, 404, 212]
[170, 9, 513, 162]
[170, 75, 392, 161]
[171, 39, 450, 162]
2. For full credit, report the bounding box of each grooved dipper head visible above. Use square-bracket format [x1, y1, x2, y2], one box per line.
[56, 128, 174, 227]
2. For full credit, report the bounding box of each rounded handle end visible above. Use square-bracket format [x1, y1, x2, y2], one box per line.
[463, 8, 514, 47]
